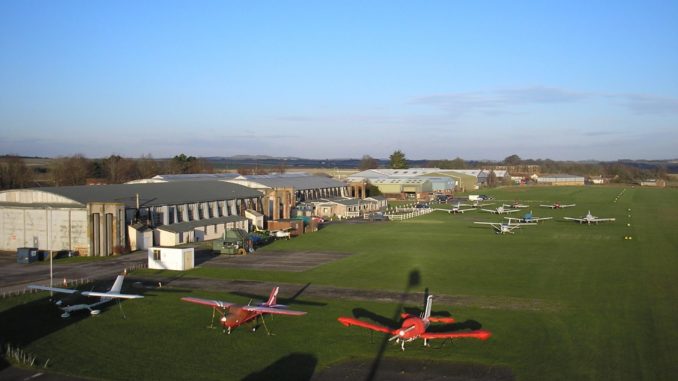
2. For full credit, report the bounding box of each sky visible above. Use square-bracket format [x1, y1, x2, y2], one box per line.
[1, 1, 677, 161]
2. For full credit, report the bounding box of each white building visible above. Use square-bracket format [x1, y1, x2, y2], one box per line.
[148, 247, 194, 271]
[0, 181, 262, 255]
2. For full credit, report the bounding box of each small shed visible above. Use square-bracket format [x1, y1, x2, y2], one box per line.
[245, 209, 265, 230]
[128, 223, 153, 251]
[148, 247, 194, 271]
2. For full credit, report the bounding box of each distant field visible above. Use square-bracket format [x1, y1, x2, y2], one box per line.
[1, 186, 676, 380]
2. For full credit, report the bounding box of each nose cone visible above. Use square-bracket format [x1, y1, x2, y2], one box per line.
[221, 316, 240, 328]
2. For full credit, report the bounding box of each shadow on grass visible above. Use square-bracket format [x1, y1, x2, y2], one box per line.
[0, 276, 155, 371]
[232, 283, 327, 307]
[365, 269, 421, 381]
[427, 319, 483, 333]
[241, 353, 316, 381]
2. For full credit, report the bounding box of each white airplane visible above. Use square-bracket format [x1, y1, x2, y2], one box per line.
[540, 202, 576, 209]
[474, 221, 531, 234]
[270, 227, 293, 239]
[448, 202, 476, 214]
[505, 211, 553, 224]
[502, 201, 529, 209]
[468, 200, 493, 208]
[28, 275, 143, 318]
[480, 206, 520, 215]
[564, 211, 615, 224]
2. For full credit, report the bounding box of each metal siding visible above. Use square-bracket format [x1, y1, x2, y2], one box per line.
[50, 209, 71, 251]
[1, 208, 25, 251]
[25, 209, 47, 250]
[70, 210, 88, 255]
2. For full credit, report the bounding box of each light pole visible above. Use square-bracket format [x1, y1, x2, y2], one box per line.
[47, 206, 53, 297]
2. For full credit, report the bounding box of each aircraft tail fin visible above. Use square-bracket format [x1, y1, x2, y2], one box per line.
[421, 295, 433, 321]
[265, 287, 279, 306]
[109, 275, 125, 294]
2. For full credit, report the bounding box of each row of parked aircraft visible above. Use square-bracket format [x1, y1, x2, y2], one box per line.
[28, 279, 490, 351]
[462, 199, 616, 234]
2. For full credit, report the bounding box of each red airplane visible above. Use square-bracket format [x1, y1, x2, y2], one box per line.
[181, 287, 306, 334]
[338, 295, 491, 350]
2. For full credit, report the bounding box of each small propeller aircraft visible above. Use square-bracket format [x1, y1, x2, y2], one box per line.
[564, 210, 616, 224]
[505, 210, 553, 224]
[181, 287, 306, 335]
[270, 227, 293, 240]
[338, 295, 491, 351]
[468, 200, 493, 208]
[27, 275, 143, 318]
[448, 202, 475, 214]
[480, 206, 520, 215]
[502, 200, 530, 209]
[474, 221, 531, 234]
[540, 202, 576, 209]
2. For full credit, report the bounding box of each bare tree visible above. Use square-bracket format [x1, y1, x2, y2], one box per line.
[0, 155, 34, 189]
[50, 155, 92, 186]
[137, 154, 161, 179]
[359, 155, 378, 170]
[103, 155, 140, 184]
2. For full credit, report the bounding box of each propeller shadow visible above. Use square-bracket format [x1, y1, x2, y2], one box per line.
[365, 269, 421, 381]
[351, 308, 399, 330]
[241, 353, 317, 381]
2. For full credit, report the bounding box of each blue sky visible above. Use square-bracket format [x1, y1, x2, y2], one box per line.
[1, 1, 677, 161]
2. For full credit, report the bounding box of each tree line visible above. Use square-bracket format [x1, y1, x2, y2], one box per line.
[359, 151, 670, 184]
[0, 154, 212, 189]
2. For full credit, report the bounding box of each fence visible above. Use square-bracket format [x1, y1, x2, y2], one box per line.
[385, 206, 433, 221]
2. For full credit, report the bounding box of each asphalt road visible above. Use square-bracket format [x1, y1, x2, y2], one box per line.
[0, 251, 147, 294]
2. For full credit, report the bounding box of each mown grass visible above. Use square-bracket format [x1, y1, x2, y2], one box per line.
[1, 185, 677, 380]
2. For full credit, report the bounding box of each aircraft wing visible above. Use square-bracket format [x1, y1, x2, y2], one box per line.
[337, 317, 393, 334]
[473, 222, 497, 225]
[592, 218, 615, 222]
[563, 217, 585, 222]
[504, 217, 520, 223]
[243, 305, 306, 316]
[561, 204, 576, 208]
[480, 209, 497, 213]
[27, 285, 79, 294]
[83, 291, 143, 299]
[421, 329, 492, 341]
[181, 297, 236, 309]
[531, 217, 553, 222]
[540, 204, 556, 208]
[428, 316, 456, 324]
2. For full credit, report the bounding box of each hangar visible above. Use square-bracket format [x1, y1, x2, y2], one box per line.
[226, 173, 348, 220]
[0, 181, 262, 256]
[536, 174, 586, 186]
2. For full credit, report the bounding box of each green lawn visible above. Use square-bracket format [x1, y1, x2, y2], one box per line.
[1, 186, 676, 380]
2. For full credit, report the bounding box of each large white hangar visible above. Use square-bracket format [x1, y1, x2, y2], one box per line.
[0, 181, 263, 256]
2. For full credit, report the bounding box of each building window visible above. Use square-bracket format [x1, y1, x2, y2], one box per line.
[153, 249, 161, 261]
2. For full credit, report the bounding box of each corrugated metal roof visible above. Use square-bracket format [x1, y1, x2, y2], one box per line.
[157, 215, 246, 233]
[153, 173, 240, 181]
[229, 174, 345, 190]
[27, 181, 261, 208]
[319, 197, 362, 206]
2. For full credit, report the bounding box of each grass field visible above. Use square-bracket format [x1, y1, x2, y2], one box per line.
[1, 186, 677, 380]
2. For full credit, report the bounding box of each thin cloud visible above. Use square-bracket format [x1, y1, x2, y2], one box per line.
[411, 86, 589, 116]
[413, 86, 678, 117]
[616, 94, 678, 115]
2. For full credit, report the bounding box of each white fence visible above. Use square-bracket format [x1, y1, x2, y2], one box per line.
[385, 206, 433, 221]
